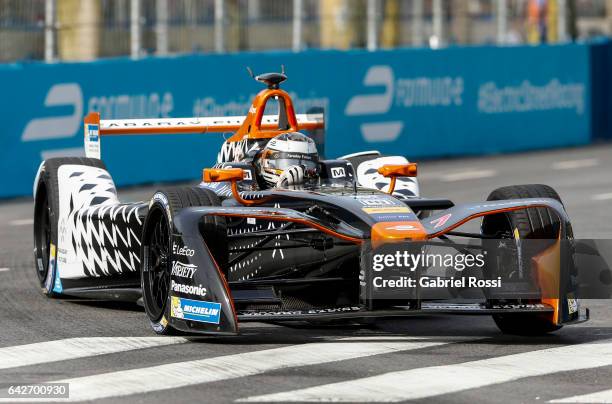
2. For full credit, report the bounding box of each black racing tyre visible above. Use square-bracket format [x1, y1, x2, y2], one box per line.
[141, 186, 227, 335]
[481, 184, 571, 336]
[33, 157, 106, 297]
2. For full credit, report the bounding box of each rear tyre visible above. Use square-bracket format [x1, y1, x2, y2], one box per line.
[33, 158, 106, 297]
[141, 186, 227, 335]
[482, 184, 571, 335]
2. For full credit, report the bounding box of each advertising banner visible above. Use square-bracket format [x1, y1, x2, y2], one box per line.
[0, 44, 591, 198]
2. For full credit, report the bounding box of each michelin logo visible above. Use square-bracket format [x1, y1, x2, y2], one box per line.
[170, 296, 221, 324]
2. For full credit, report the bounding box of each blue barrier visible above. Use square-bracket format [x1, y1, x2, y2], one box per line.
[0, 44, 594, 198]
[590, 39, 612, 141]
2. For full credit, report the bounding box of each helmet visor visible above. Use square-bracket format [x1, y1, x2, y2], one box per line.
[267, 151, 318, 171]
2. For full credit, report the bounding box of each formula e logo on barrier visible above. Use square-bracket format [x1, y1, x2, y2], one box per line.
[170, 296, 221, 324]
[345, 66, 403, 143]
[21, 83, 84, 142]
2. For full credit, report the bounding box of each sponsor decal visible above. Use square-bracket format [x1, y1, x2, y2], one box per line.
[370, 214, 415, 222]
[56, 247, 67, 264]
[173, 243, 195, 257]
[567, 295, 578, 314]
[44, 244, 56, 292]
[363, 206, 411, 214]
[271, 152, 316, 161]
[87, 124, 99, 142]
[489, 303, 548, 310]
[152, 192, 169, 206]
[238, 306, 361, 317]
[430, 213, 452, 229]
[384, 224, 418, 231]
[142, 247, 149, 272]
[171, 280, 207, 297]
[84, 124, 101, 159]
[58, 218, 68, 244]
[105, 119, 201, 128]
[49, 244, 63, 294]
[170, 296, 221, 324]
[151, 192, 171, 219]
[331, 167, 346, 179]
[171, 261, 198, 279]
[152, 315, 168, 333]
[247, 217, 256, 225]
[356, 195, 401, 207]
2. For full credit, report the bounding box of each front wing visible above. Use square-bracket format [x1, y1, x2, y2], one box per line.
[163, 197, 587, 335]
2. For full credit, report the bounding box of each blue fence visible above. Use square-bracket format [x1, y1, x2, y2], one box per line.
[0, 42, 604, 198]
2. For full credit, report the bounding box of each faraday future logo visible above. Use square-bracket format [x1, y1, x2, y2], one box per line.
[345, 66, 403, 143]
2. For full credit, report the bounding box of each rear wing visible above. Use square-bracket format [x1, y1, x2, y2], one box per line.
[83, 112, 325, 159]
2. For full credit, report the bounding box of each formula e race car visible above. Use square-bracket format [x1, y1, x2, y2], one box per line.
[33, 70, 588, 336]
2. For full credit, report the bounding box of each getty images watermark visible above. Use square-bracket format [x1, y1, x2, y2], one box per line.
[0, 383, 69, 399]
[371, 249, 500, 289]
[365, 239, 612, 300]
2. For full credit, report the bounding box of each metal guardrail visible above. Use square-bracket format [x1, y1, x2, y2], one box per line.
[0, 0, 585, 63]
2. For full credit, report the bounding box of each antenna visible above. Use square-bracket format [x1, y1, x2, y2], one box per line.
[246, 66, 255, 79]
[245, 66, 288, 89]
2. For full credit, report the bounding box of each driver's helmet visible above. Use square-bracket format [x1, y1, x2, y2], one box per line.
[257, 132, 318, 187]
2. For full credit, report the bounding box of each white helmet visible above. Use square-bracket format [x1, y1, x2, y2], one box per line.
[257, 132, 319, 187]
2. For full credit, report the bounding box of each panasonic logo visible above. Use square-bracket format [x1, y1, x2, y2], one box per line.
[171, 280, 207, 297]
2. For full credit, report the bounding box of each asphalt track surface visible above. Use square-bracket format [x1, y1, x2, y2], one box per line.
[0, 144, 611, 403]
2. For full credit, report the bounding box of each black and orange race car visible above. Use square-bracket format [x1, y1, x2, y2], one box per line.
[33, 70, 588, 336]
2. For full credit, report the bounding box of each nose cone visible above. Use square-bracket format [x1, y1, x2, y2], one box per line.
[371, 221, 427, 248]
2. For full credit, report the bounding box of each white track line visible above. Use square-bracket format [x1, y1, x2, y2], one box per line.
[592, 193, 612, 201]
[8, 218, 34, 226]
[0, 337, 187, 371]
[440, 169, 497, 182]
[0, 268, 9, 272]
[26, 336, 459, 402]
[240, 341, 612, 402]
[550, 389, 612, 403]
[552, 158, 599, 170]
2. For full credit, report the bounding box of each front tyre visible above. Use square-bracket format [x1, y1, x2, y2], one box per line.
[482, 184, 570, 336]
[33, 158, 106, 297]
[141, 186, 226, 335]
[141, 203, 176, 334]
